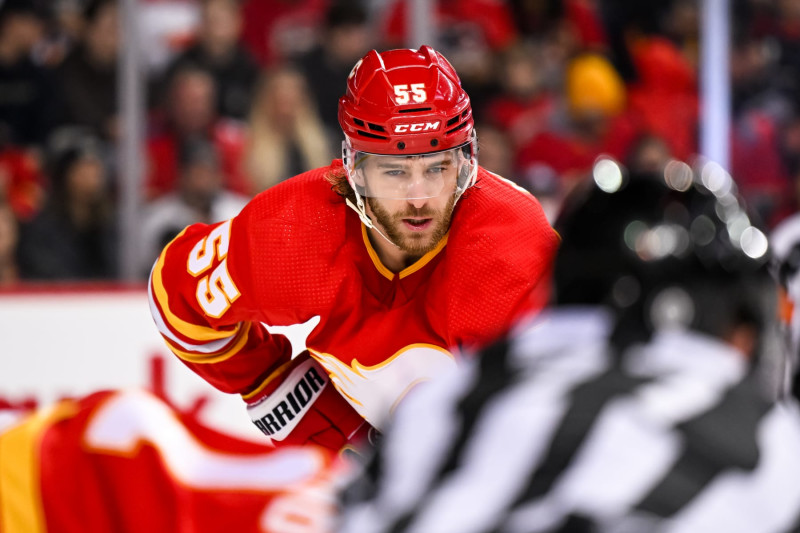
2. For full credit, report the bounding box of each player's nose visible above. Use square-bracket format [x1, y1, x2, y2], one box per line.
[407, 191, 429, 209]
[406, 177, 430, 209]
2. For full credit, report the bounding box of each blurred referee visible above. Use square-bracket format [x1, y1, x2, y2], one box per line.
[337, 160, 800, 533]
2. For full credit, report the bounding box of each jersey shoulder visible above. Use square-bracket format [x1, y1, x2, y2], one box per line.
[440, 168, 560, 345]
[449, 166, 559, 261]
[230, 162, 352, 316]
[239, 162, 346, 229]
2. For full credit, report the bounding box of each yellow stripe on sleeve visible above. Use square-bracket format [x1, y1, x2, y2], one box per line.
[0, 401, 80, 533]
[240, 360, 294, 401]
[151, 228, 239, 342]
[168, 321, 253, 364]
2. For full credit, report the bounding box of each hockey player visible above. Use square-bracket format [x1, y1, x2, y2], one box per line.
[0, 389, 341, 532]
[148, 46, 559, 451]
[338, 160, 800, 532]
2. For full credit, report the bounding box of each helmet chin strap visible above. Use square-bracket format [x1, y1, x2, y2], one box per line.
[345, 195, 400, 249]
[343, 144, 401, 249]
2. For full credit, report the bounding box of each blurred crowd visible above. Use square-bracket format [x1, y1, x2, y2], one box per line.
[1, 0, 800, 283]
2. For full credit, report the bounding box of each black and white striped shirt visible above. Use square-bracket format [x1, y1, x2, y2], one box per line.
[337, 308, 800, 533]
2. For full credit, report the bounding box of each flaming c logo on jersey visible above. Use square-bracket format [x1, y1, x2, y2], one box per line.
[308, 344, 457, 430]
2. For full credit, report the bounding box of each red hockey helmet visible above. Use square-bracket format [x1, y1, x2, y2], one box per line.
[338, 45, 475, 155]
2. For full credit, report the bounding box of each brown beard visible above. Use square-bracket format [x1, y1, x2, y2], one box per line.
[367, 194, 455, 258]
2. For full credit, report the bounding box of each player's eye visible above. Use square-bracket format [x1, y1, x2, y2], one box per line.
[383, 169, 406, 177]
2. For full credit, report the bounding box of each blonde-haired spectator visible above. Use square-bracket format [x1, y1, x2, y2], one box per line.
[243, 67, 333, 193]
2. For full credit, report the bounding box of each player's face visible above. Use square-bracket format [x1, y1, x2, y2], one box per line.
[359, 153, 459, 257]
[354, 150, 459, 201]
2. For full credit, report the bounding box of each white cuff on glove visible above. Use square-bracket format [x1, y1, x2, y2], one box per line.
[247, 358, 329, 441]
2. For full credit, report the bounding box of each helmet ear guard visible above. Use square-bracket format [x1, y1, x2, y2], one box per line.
[455, 129, 478, 197]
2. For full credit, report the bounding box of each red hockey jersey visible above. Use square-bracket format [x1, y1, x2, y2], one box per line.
[0, 390, 340, 533]
[148, 161, 558, 447]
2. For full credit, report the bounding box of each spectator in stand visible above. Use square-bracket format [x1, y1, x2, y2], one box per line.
[777, 121, 800, 229]
[535, 10, 585, 91]
[588, 5, 699, 162]
[381, 0, 518, 53]
[507, 0, 565, 38]
[729, 15, 788, 118]
[596, 0, 673, 81]
[727, 14, 800, 229]
[380, 0, 519, 112]
[239, 0, 330, 67]
[626, 37, 698, 162]
[482, 42, 557, 152]
[731, 110, 797, 229]
[54, 0, 119, 141]
[293, 0, 373, 138]
[473, 121, 514, 182]
[561, 0, 609, 52]
[0, 0, 58, 147]
[17, 135, 118, 280]
[0, 200, 19, 285]
[27, 0, 78, 68]
[159, 0, 260, 121]
[243, 67, 334, 194]
[140, 136, 249, 277]
[146, 65, 249, 199]
[51, 0, 84, 45]
[516, 52, 640, 196]
[759, 0, 800, 112]
[662, 0, 701, 66]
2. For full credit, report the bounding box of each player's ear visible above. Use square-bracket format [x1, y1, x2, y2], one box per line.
[352, 166, 367, 188]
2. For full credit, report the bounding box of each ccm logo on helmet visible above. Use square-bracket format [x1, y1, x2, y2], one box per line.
[394, 121, 441, 133]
